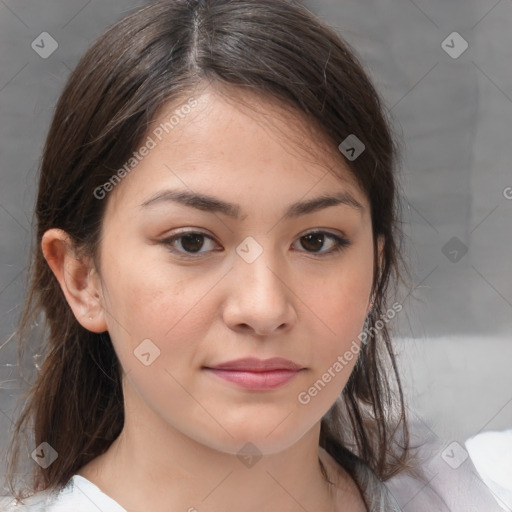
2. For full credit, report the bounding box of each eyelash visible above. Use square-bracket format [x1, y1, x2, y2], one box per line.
[160, 229, 351, 258]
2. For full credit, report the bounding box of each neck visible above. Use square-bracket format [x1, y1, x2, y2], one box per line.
[84, 426, 337, 512]
[76, 377, 363, 511]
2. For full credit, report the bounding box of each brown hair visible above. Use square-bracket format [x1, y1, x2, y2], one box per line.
[6, 0, 412, 502]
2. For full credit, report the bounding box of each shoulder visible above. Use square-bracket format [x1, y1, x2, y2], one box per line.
[0, 475, 127, 512]
[384, 436, 507, 512]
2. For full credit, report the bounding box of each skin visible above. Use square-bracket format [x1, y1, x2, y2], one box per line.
[42, 85, 382, 512]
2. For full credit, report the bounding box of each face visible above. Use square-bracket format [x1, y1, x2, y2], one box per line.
[89, 87, 378, 455]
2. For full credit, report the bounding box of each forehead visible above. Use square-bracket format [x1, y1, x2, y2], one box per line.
[106, 86, 367, 213]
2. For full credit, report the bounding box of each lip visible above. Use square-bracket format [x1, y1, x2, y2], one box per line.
[203, 358, 304, 391]
[206, 357, 303, 372]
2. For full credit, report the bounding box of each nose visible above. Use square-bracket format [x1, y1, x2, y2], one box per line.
[221, 248, 298, 337]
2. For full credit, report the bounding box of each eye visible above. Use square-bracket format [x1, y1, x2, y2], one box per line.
[161, 231, 219, 256]
[160, 229, 351, 258]
[293, 231, 351, 256]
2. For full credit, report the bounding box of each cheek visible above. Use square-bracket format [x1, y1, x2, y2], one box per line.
[295, 276, 368, 415]
[296, 249, 373, 391]
[303, 255, 373, 335]
[101, 249, 219, 361]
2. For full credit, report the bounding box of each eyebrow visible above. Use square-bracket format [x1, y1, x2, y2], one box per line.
[140, 189, 364, 218]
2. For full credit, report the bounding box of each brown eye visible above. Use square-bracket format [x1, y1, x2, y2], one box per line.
[162, 231, 219, 256]
[300, 233, 325, 252]
[294, 231, 351, 255]
[180, 233, 205, 253]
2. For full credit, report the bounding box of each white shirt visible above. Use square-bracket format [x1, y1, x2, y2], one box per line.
[1, 445, 505, 512]
[0, 463, 402, 511]
[0, 475, 126, 512]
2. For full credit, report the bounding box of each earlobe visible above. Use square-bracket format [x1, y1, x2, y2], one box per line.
[41, 228, 108, 333]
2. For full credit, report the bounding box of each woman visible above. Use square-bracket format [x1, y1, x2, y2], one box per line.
[5, 0, 413, 510]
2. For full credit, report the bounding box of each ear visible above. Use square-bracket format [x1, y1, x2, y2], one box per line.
[367, 235, 385, 315]
[41, 228, 107, 333]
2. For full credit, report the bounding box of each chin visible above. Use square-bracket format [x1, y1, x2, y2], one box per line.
[199, 422, 313, 457]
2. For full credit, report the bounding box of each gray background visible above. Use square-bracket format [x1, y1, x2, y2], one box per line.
[1, 0, 511, 507]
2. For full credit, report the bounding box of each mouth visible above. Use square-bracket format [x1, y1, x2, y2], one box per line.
[203, 357, 304, 391]
[203, 368, 302, 390]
